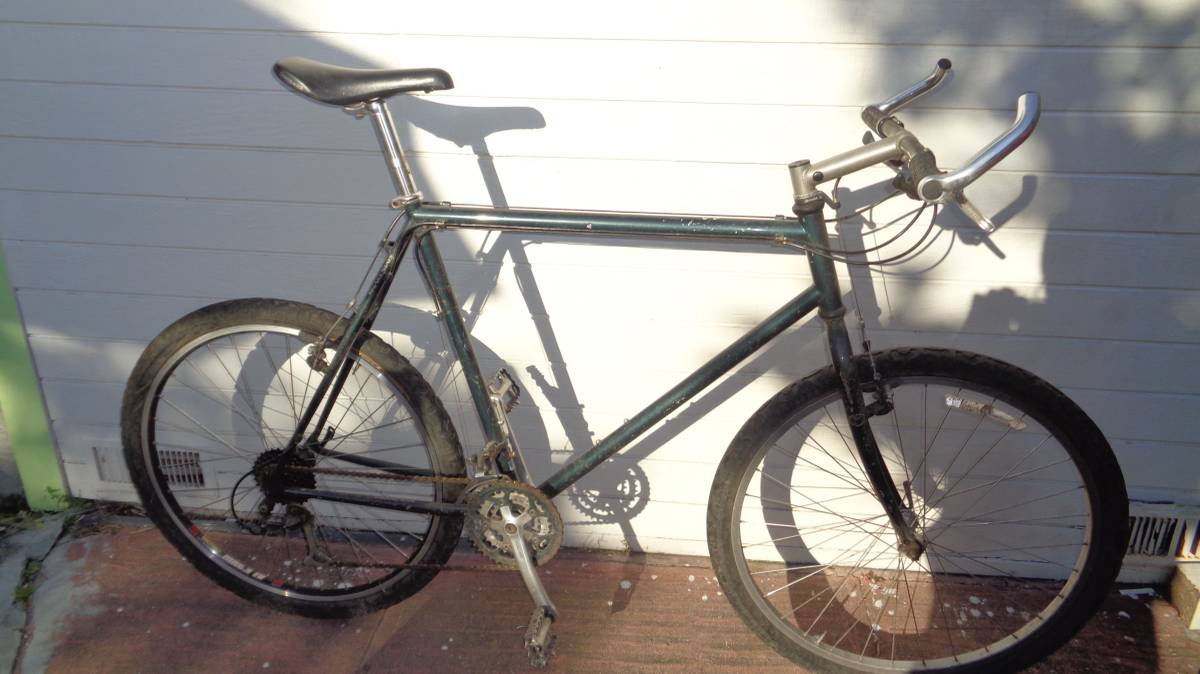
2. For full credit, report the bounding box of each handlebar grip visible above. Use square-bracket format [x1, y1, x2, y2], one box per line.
[907, 148, 940, 191]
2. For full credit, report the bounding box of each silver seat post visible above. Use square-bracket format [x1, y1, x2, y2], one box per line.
[364, 99, 421, 207]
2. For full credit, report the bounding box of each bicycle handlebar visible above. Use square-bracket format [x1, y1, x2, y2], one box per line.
[788, 61, 1039, 232]
[829, 60, 1041, 233]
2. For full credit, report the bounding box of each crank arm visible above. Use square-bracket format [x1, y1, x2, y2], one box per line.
[500, 504, 558, 667]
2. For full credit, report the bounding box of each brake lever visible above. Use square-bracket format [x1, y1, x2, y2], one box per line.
[951, 190, 995, 233]
[893, 172, 997, 236]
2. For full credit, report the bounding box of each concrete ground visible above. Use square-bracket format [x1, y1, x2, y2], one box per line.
[4, 519, 1199, 674]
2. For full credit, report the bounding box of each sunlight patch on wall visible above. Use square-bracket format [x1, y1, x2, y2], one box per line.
[1072, 0, 1200, 22]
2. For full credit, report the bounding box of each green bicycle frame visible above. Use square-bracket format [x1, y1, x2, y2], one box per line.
[408, 203, 817, 497]
[284, 198, 918, 548]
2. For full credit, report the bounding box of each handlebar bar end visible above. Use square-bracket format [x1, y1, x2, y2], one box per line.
[875, 59, 953, 116]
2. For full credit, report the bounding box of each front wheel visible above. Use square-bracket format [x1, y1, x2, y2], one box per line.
[707, 348, 1127, 673]
[121, 298, 466, 618]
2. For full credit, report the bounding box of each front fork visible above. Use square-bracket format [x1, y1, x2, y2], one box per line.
[795, 196, 926, 561]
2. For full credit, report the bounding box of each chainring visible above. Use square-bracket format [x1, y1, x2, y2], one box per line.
[464, 479, 563, 568]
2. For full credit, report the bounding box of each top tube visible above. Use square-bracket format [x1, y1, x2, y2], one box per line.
[409, 203, 808, 242]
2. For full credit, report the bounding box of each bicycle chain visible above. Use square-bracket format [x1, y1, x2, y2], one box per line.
[302, 465, 473, 485]
[281, 465, 513, 573]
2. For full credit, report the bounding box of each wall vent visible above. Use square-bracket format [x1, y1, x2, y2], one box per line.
[1177, 519, 1200, 560]
[157, 449, 205, 488]
[1127, 502, 1200, 560]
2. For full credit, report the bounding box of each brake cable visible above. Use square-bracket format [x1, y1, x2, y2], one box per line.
[783, 198, 940, 268]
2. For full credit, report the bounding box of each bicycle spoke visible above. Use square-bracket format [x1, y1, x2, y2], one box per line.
[326, 396, 409, 452]
[924, 398, 992, 500]
[184, 355, 273, 450]
[257, 334, 300, 426]
[222, 337, 292, 447]
[759, 472, 895, 551]
[763, 541, 875, 600]
[748, 488, 890, 517]
[158, 397, 255, 461]
[823, 405, 873, 491]
[803, 526, 894, 635]
[927, 481, 1081, 547]
[327, 362, 376, 441]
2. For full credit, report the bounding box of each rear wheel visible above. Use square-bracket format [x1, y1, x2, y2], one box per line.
[708, 348, 1127, 672]
[122, 298, 466, 618]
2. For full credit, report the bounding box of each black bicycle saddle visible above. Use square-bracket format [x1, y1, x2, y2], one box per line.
[273, 57, 454, 106]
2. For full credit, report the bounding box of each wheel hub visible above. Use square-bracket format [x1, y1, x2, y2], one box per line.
[465, 479, 562, 568]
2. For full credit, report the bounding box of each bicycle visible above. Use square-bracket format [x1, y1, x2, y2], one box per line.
[120, 57, 1128, 672]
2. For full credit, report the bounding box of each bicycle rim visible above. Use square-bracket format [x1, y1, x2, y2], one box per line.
[139, 324, 447, 603]
[728, 374, 1095, 671]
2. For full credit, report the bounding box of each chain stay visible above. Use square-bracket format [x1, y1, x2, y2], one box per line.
[282, 465, 518, 573]
[300, 465, 472, 485]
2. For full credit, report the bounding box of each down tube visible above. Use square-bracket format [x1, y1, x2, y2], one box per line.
[539, 285, 822, 498]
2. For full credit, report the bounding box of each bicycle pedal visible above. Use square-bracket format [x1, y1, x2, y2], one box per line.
[489, 368, 521, 412]
[524, 606, 556, 668]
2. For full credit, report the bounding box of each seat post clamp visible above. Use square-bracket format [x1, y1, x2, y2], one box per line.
[390, 193, 423, 209]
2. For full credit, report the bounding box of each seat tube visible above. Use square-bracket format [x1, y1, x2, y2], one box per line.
[413, 231, 505, 446]
[366, 99, 420, 202]
[795, 195, 923, 556]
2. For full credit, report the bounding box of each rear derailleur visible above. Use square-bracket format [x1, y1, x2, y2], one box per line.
[236, 449, 331, 564]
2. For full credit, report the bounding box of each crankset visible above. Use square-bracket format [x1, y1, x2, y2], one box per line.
[464, 479, 563, 567]
[464, 478, 562, 667]
[258, 458, 564, 666]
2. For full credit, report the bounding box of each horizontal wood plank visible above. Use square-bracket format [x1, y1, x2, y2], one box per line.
[15, 275, 1199, 347]
[3, 140, 1199, 238]
[2, 81, 1198, 174]
[3, 0, 1198, 47]
[3, 24, 1198, 112]
[35, 335, 1200, 446]
[26, 315, 1200, 397]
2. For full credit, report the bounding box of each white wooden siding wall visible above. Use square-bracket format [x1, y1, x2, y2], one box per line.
[1, 1, 1197, 557]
